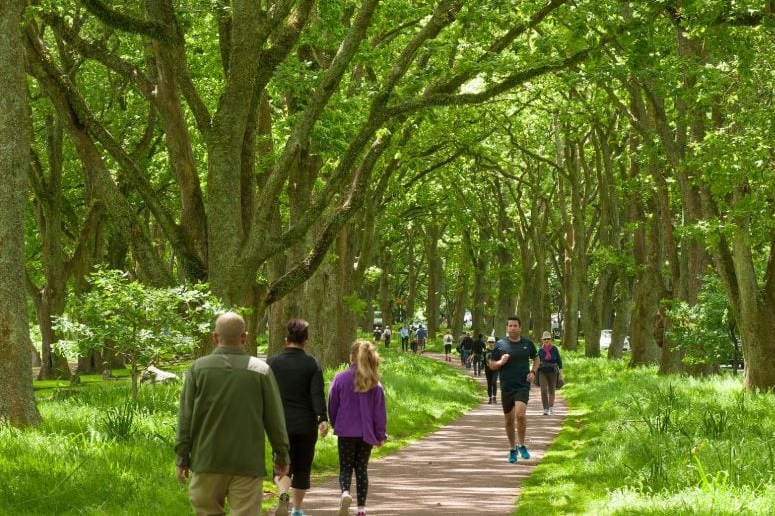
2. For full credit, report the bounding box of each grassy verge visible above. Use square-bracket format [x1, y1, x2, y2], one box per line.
[2, 344, 480, 515]
[517, 351, 775, 515]
[14, 343, 773, 515]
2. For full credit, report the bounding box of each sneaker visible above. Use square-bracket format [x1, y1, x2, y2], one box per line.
[542, 408, 549, 415]
[488, 397, 493, 404]
[357, 512, 366, 516]
[518, 445, 530, 459]
[276, 493, 290, 516]
[508, 448, 518, 463]
[549, 407, 554, 415]
[338, 492, 352, 516]
[291, 511, 304, 516]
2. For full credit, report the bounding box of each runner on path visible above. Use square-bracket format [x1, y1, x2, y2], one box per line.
[489, 316, 539, 464]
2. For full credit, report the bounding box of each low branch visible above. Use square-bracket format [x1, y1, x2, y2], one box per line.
[79, 0, 182, 43]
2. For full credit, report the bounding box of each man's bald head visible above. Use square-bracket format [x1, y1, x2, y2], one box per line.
[213, 312, 246, 346]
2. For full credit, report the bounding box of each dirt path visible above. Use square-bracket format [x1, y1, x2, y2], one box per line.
[294, 352, 567, 515]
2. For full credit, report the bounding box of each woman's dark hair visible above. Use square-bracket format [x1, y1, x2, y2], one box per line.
[286, 318, 309, 344]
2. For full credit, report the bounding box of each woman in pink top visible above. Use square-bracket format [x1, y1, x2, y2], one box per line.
[328, 340, 387, 516]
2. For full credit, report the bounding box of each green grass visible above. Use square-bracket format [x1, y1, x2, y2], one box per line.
[10, 344, 775, 515]
[1, 346, 480, 515]
[517, 351, 775, 515]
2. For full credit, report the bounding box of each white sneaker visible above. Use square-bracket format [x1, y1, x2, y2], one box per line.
[542, 408, 549, 415]
[548, 407, 554, 415]
[275, 493, 289, 516]
[338, 492, 352, 516]
[275, 475, 291, 516]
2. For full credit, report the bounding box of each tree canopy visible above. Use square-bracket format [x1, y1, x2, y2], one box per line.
[3, 0, 775, 425]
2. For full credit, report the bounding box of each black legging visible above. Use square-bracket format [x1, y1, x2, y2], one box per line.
[337, 436, 373, 507]
[485, 368, 498, 398]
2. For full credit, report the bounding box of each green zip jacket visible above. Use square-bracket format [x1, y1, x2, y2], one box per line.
[175, 346, 290, 477]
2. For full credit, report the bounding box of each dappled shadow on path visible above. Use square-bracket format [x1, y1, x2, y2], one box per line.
[281, 352, 566, 515]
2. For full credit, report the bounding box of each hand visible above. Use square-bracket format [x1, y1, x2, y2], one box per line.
[501, 353, 510, 365]
[176, 466, 190, 484]
[274, 463, 290, 477]
[319, 421, 329, 438]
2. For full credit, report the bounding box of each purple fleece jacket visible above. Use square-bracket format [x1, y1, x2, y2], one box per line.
[328, 365, 387, 446]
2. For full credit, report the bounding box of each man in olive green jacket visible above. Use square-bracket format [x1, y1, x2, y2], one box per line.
[175, 312, 290, 515]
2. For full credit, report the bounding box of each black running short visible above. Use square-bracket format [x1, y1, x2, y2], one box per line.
[501, 389, 530, 414]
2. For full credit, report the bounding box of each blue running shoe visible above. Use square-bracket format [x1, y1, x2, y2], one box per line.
[508, 448, 518, 463]
[518, 445, 530, 459]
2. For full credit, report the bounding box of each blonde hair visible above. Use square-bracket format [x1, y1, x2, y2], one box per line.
[350, 340, 381, 392]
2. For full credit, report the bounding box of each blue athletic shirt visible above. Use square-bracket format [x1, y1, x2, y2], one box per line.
[490, 337, 537, 393]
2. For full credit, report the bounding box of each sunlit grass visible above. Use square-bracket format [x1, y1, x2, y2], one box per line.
[518, 350, 775, 515]
[2, 347, 480, 515]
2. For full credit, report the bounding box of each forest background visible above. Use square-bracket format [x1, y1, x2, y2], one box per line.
[2, 0, 775, 427]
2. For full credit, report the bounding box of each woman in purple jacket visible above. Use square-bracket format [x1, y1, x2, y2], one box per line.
[328, 340, 387, 516]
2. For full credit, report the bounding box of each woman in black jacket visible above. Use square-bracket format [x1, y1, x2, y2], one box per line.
[267, 319, 329, 516]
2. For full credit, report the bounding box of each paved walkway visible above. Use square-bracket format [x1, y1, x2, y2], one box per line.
[293, 352, 567, 515]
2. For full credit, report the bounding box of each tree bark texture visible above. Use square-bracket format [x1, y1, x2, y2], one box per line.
[0, 0, 43, 426]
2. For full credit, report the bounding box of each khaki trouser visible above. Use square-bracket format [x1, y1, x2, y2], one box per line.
[189, 472, 263, 516]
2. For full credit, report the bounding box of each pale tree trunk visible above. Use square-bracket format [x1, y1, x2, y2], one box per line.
[463, 229, 489, 338]
[379, 251, 392, 329]
[0, 0, 43, 426]
[610, 276, 634, 356]
[450, 248, 469, 338]
[557, 141, 588, 353]
[423, 223, 443, 340]
[493, 188, 517, 330]
[405, 227, 418, 323]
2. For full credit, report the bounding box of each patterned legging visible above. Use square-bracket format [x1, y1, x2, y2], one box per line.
[337, 436, 374, 507]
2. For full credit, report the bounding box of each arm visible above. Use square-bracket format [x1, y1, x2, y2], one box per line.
[310, 360, 329, 437]
[327, 375, 340, 430]
[263, 371, 291, 472]
[373, 385, 388, 445]
[174, 365, 195, 483]
[528, 355, 540, 381]
[489, 347, 508, 370]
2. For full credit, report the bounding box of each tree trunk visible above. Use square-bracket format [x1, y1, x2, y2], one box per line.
[627, 184, 662, 366]
[424, 223, 443, 339]
[0, 0, 43, 426]
[493, 190, 517, 331]
[463, 229, 488, 338]
[706, 189, 775, 390]
[304, 229, 359, 369]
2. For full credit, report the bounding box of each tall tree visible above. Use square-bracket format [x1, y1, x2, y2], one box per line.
[0, 0, 43, 426]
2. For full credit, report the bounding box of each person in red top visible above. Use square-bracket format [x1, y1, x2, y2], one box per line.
[328, 340, 387, 516]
